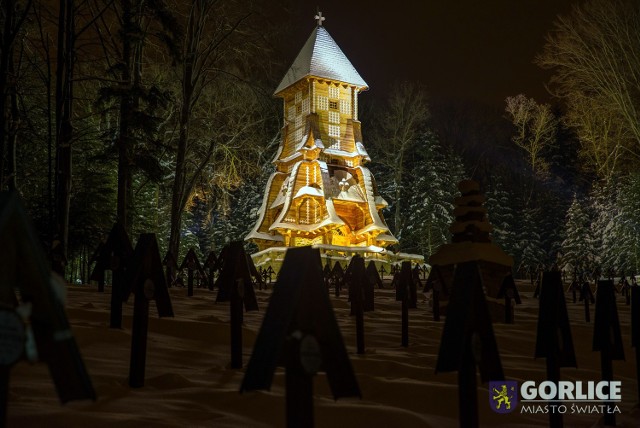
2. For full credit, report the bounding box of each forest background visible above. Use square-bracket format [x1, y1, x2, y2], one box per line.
[0, 0, 638, 283]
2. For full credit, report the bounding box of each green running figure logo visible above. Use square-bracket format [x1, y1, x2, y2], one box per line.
[489, 381, 518, 413]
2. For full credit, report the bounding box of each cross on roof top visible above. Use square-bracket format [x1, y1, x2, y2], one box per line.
[315, 10, 325, 26]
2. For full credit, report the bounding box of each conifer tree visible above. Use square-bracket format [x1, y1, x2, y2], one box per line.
[485, 179, 519, 261]
[561, 194, 593, 272]
[397, 132, 464, 257]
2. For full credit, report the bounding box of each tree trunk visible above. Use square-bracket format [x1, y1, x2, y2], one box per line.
[54, 0, 74, 277]
[393, 162, 404, 243]
[116, 0, 134, 234]
[7, 48, 18, 191]
[0, 0, 15, 188]
[168, 9, 196, 260]
[168, 107, 190, 260]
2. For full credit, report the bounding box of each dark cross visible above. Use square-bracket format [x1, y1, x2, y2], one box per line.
[533, 268, 543, 298]
[346, 256, 373, 354]
[566, 272, 580, 303]
[593, 280, 625, 427]
[88, 241, 106, 292]
[631, 285, 640, 403]
[619, 276, 631, 305]
[125, 234, 174, 388]
[162, 250, 178, 288]
[246, 253, 266, 291]
[203, 250, 218, 291]
[535, 271, 577, 428]
[241, 247, 360, 428]
[323, 262, 332, 289]
[412, 264, 423, 295]
[215, 242, 259, 369]
[366, 260, 384, 289]
[0, 191, 95, 427]
[50, 236, 67, 278]
[579, 279, 595, 322]
[391, 264, 399, 275]
[378, 263, 387, 280]
[436, 261, 504, 428]
[331, 261, 344, 297]
[424, 266, 449, 322]
[96, 222, 133, 329]
[497, 274, 521, 324]
[420, 264, 429, 280]
[264, 265, 275, 285]
[179, 248, 205, 297]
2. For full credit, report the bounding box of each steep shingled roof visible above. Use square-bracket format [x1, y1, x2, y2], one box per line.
[274, 26, 368, 95]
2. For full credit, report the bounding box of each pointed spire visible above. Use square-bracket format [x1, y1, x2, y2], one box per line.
[274, 24, 367, 95]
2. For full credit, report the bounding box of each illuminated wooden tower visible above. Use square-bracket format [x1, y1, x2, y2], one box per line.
[247, 13, 418, 270]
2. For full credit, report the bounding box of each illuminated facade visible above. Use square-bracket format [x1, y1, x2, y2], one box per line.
[247, 15, 421, 270]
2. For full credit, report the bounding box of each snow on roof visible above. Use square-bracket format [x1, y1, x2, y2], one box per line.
[335, 190, 365, 203]
[356, 166, 395, 237]
[274, 26, 368, 95]
[375, 233, 398, 243]
[322, 148, 362, 158]
[312, 243, 385, 253]
[294, 185, 324, 199]
[374, 195, 389, 208]
[355, 142, 371, 160]
[245, 172, 285, 242]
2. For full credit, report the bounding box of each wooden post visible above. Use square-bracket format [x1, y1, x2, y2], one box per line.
[323, 263, 331, 289]
[367, 260, 383, 289]
[396, 261, 412, 348]
[458, 342, 478, 428]
[546, 352, 562, 428]
[187, 269, 194, 297]
[432, 287, 441, 322]
[0, 366, 8, 428]
[110, 267, 124, 329]
[378, 264, 386, 281]
[126, 234, 174, 389]
[216, 242, 259, 370]
[97, 271, 105, 293]
[230, 282, 244, 369]
[162, 251, 177, 288]
[285, 346, 314, 428]
[241, 247, 360, 428]
[204, 251, 218, 291]
[332, 262, 344, 298]
[347, 256, 368, 355]
[593, 280, 624, 427]
[535, 271, 576, 428]
[98, 223, 134, 329]
[579, 280, 594, 322]
[498, 275, 521, 324]
[425, 266, 447, 322]
[88, 223, 132, 328]
[436, 261, 504, 428]
[179, 248, 204, 297]
[0, 308, 25, 428]
[89, 242, 106, 292]
[128, 288, 149, 388]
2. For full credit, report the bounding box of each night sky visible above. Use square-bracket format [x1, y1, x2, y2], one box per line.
[286, 1, 578, 108]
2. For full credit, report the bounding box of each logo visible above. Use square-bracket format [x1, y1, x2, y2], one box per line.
[490, 381, 518, 414]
